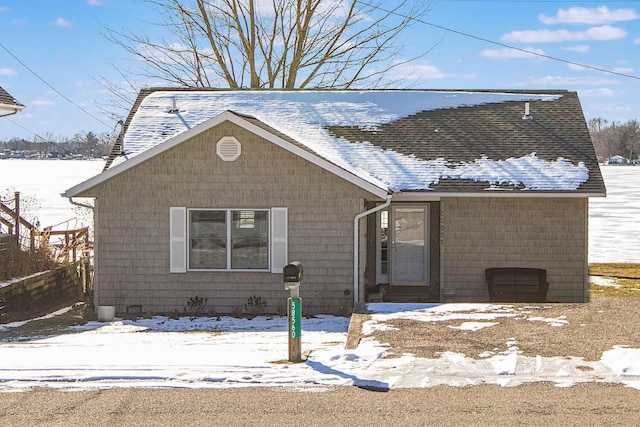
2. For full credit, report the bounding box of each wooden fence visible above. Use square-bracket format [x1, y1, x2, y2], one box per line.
[0, 191, 36, 253]
[0, 263, 88, 323]
[0, 191, 93, 323]
[0, 191, 92, 267]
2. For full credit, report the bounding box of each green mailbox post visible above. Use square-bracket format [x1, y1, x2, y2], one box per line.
[283, 261, 303, 363]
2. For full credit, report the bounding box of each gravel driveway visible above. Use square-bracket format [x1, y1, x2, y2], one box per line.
[368, 296, 640, 362]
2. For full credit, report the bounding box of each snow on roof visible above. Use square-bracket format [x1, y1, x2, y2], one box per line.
[120, 90, 588, 192]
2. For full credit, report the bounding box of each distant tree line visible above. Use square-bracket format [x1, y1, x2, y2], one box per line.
[2, 117, 637, 163]
[0, 131, 114, 159]
[588, 118, 640, 163]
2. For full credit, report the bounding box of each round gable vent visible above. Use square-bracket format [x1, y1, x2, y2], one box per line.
[216, 136, 241, 161]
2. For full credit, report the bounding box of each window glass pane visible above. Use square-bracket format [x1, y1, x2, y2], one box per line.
[380, 210, 389, 276]
[189, 210, 226, 269]
[231, 210, 268, 269]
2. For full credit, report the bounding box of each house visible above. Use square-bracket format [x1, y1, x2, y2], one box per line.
[0, 87, 25, 118]
[64, 89, 605, 316]
[608, 155, 629, 165]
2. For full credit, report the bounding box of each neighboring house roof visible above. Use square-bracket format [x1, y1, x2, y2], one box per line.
[68, 88, 605, 198]
[0, 86, 25, 114]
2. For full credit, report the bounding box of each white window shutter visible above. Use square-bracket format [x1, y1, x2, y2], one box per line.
[170, 207, 187, 273]
[271, 207, 288, 273]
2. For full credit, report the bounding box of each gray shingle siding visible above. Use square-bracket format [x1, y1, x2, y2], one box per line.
[441, 197, 588, 302]
[89, 121, 377, 315]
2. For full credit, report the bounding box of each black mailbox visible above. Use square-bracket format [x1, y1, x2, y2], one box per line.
[283, 261, 303, 283]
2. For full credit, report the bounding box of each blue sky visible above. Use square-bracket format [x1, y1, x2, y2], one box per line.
[1, 0, 639, 141]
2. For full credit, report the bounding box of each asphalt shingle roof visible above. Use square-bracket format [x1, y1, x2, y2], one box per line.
[0, 87, 24, 109]
[326, 91, 604, 193]
[101, 88, 604, 195]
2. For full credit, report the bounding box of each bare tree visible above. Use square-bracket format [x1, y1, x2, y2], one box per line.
[588, 117, 612, 161]
[588, 118, 640, 163]
[105, 0, 430, 90]
[617, 119, 640, 162]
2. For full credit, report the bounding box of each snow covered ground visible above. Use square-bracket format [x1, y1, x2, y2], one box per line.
[0, 303, 638, 392]
[589, 165, 640, 263]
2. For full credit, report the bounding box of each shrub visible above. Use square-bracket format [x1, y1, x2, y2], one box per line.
[0, 245, 59, 281]
[184, 295, 209, 320]
[245, 295, 267, 317]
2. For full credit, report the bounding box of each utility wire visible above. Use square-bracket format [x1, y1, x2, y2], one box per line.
[0, 41, 114, 129]
[364, 2, 640, 81]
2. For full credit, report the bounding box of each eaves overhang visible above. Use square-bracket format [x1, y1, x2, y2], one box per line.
[0, 103, 25, 116]
[0, 104, 25, 111]
[390, 189, 606, 202]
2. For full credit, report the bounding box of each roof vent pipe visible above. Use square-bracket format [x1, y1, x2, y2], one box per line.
[168, 97, 179, 114]
[522, 102, 533, 121]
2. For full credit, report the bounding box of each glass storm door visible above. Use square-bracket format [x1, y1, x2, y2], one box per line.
[390, 206, 429, 285]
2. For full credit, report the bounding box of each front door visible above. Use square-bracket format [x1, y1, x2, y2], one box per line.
[390, 206, 429, 285]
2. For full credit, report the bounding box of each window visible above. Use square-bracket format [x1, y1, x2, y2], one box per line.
[189, 210, 227, 269]
[376, 209, 389, 284]
[170, 207, 287, 273]
[231, 210, 268, 269]
[188, 209, 268, 270]
[380, 210, 389, 275]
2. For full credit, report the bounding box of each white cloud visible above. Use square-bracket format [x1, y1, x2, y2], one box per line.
[136, 42, 215, 66]
[315, 0, 353, 19]
[389, 62, 446, 80]
[585, 102, 632, 115]
[51, 17, 73, 28]
[579, 88, 620, 98]
[539, 7, 640, 25]
[562, 45, 590, 53]
[76, 80, 92, 88]
[31, 98, 56, 108]
[614, 67, 634, 74]
[480, 47, 546, 61]
[567, 63, 587, 71]
[635, 38, 640, 45]
[502, 26, 627, 43]
[87, 0, 103, 5]
[567, 64, 633, 74]
[0, 68, 16, 76]
[531, 75, 620, 86]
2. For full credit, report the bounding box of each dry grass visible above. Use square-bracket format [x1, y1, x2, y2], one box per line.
[589, 263, 640, 298]
[0, 246, 59, 281]
[589, 263, 640, 279]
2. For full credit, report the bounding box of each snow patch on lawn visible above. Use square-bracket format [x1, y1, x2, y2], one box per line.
[1, 303, 639, 392]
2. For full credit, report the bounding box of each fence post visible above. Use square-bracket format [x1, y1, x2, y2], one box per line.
[14, 192, 19, 248]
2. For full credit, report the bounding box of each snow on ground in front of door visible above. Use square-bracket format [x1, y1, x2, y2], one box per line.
[1, 303, 638, 392]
